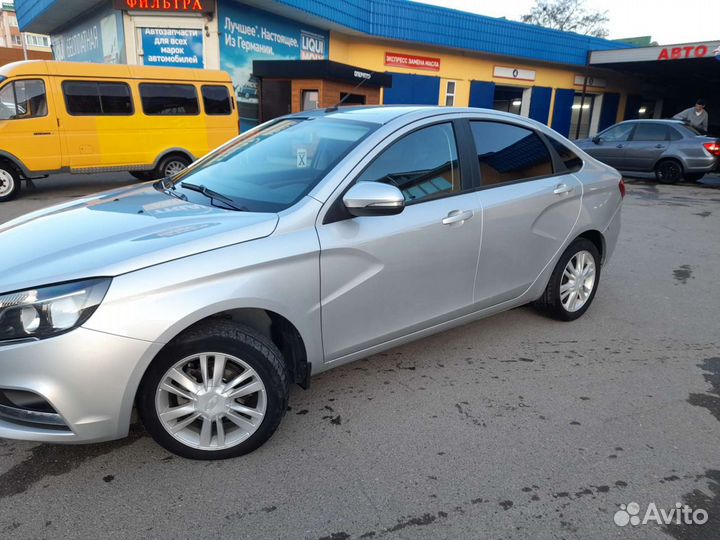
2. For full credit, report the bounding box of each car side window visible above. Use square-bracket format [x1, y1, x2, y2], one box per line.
[470, 121, 553, 186]
[548, 137, 583, 172]
[600, 123, 634, 142]
[140, 83, 199, 116]
[356, 123, 462, 204]
[668, 127, 683, 141]
[62, 81, 133, 116]
[0, 79, 47, 120]
[201, 85, 232, 115]
[632, 123, 668, 141]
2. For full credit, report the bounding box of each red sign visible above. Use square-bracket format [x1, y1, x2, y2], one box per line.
[384, 52, 441, 72]
[112, 0, 214, 13]
[658, 44, 709, 60]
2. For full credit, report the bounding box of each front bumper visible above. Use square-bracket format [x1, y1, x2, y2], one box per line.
[0, 327, 161, 444]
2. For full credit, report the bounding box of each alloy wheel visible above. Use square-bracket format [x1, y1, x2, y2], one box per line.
[155, 352, 267, 451]
[164, 160, 187, 177]
[560, 250, 596, 313]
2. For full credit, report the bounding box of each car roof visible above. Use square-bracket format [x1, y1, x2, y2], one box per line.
[618, 119, 686, 125]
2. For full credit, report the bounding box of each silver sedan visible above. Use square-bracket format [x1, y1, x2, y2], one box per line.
[0, 106, 623, 459]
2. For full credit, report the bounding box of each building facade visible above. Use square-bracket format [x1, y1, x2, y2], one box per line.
[14, 0, 671, 136]
[0, 2, 50, 52]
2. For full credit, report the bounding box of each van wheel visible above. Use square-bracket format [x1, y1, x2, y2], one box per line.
[0, 164, 20, 203]
[138, 320, 289, 460]
[534, 238, 601, 321]
[155, 154, 190, 179]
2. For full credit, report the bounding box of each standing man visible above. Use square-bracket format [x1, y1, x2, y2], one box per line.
[673, 99, 709, 134]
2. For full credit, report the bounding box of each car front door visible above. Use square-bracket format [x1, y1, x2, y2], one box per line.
[621, 122, 670, 171]
[0, 78, 62, 173]
[468, 121, 583, 308]
[317, 121, 483, 362]
[583, 122, 635, 169]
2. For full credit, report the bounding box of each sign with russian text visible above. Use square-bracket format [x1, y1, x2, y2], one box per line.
[52, 6, 125, 64]
[219, 0, 329, 130]
[384, 52, 440, 71]
[493, 66, 536, 81]
[141, 28, 204, 68]
[113, 0, 214, 13]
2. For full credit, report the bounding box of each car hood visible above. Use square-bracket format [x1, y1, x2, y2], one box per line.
[0, 184, 279, 293]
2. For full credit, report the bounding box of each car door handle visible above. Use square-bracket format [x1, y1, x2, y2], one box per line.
[553, 183, 575, 195]
[615, 144, 624, 148]
[33, 132, 52, 136]
[442, 209, 473, 225]
[654, 144, 666, 149]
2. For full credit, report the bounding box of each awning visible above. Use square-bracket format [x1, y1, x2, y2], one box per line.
[252, 59, 393, 88]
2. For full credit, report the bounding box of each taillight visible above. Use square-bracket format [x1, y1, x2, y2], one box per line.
[619, 178, 626, 199]
[704, 141, 720, 156]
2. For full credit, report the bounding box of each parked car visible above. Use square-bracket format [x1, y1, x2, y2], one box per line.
[0, 60, 239, 202]
[576, 119, 720, 184]
[0, 106, 623, 459]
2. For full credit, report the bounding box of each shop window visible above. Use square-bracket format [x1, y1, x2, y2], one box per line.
[339, 93, 366, 105]
[569, 94, 595, 139]
[140, 83, 199, 116]
[202, 85, 232, 115]
[493, 86, 523, 114]
[63, 81, 133, 116]
[302, 90, 319, 111]
[445, 81, 456, 106]
[470, 121, 553, 186]
[357, 123, 462, 204]
[0, 79, 47, 120]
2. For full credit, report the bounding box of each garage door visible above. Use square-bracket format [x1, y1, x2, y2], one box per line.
[383, 73, 440, 105]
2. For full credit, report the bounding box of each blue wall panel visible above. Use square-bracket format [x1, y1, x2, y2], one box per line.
[383, 73, 440, 105]
[469, 81, 495, 109]
[599, 92, 620, 130]
[529, 86, 552, 124]
[551, 89, 576, 137]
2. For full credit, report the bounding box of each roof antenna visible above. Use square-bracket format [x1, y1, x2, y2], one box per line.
[325, 73, 372, 112]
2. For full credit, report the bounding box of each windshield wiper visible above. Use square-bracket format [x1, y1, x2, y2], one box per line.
[180, 182, 248, 212]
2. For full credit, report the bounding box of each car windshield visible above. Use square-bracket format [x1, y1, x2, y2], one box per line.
[169, 117, 377, 212]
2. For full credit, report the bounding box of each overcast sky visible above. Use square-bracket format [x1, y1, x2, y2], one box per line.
[415, 0, 719, 45]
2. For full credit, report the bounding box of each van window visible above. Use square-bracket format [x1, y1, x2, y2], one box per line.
[140, 83, 199, 116]
[201, 85, 232, 115]
[62, 81, 133, 116]
[0, 79, 47, 120]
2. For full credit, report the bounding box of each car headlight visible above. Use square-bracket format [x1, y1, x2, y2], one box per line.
[0, 278, 111, 342]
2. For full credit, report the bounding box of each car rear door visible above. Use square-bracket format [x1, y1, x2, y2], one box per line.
[622, 122, 670, 171]
[469, 121, 583, 309]
[316, 120, 483, 361]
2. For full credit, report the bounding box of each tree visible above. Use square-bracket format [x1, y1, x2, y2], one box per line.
[521, 0, 610, 38]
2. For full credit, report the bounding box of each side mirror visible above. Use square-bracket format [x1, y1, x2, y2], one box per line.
[343, 182, 405, 217]
[592, 135, 602, 144]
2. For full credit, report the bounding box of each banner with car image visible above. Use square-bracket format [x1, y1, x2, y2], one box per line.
[218, 0, 328, 130]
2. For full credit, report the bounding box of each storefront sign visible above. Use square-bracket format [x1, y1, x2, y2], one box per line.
[493, 66, 536, 81]
[141, 28, 204, 68]
[573, 75, 606, 88]
[219, 0, 329, 129]
[113, 0, 214, 13]
[657, 43, 714, 60]
[384, 52, 440, 71]
[52, 6, 125, 64]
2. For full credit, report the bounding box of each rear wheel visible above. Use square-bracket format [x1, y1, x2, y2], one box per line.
[0, 163, 20, 203]
[655, 160, 683, 184]
[535, 238, 601, 321]
[154, 154, 190, 180]
[138, 321, 289, 460]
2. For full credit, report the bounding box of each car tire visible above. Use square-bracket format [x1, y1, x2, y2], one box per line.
[154, 154, 191, 180]
[0, 163, 21, 203]
[684, 173, 705, 183]
[655, 160, 683, 184]
[138, 320, 289, 460]
[534, 238, 601, 321]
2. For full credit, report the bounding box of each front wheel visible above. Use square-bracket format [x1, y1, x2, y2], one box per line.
[534, 238, 601, 321]
[138, 321, 289, 460]
[0, 163, 21, 203]
[655, 160, 683, 184]
[154, 154, 190, 180]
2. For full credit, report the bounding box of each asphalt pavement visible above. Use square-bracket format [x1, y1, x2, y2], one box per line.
[0, 173, 719, 540]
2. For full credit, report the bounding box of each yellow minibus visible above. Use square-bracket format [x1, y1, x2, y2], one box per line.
[0, 60, 239, 202]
